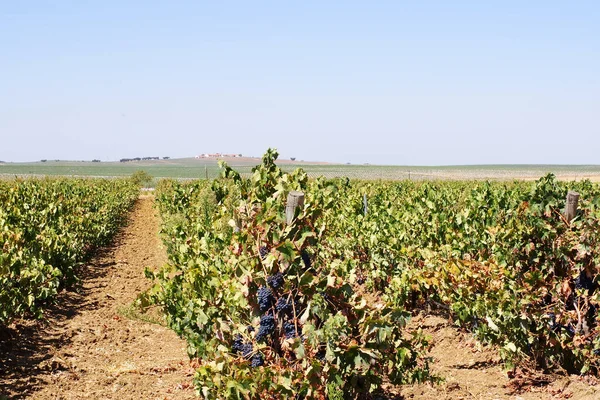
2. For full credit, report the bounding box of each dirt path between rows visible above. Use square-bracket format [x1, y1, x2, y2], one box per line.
[0, 196, 195, 399]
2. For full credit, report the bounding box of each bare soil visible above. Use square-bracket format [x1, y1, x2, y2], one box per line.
[0, 196, 195, 399]
[395, 314, 599, 400]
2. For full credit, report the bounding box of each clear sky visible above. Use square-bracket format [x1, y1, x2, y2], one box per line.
[1, 1, 598, 165]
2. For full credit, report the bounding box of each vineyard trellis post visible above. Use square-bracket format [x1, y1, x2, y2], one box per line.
[363, 193, 368, 216]
[565, 191, 580, 222]
[286, 191, 305, 224]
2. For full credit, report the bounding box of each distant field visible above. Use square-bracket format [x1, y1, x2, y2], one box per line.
[2, 158, 600, 181]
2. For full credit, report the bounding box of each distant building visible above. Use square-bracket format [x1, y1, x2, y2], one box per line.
[196, 153, 241, 158]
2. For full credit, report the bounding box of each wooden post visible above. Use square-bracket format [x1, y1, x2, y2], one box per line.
[363, 194, 368, 216]
[565, 191, 580, 222]
[286, 191, 305, 224]
[205, 165, 208, 180]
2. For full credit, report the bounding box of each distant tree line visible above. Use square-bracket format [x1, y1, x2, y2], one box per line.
[39, 159, 104, 163]
[35, 157, 169, 163]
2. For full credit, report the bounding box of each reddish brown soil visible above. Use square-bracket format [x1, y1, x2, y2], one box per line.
[0, 196, 195, 399]
[395, 314, 600, 400]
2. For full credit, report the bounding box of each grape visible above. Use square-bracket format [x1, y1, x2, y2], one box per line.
[255, 314, 275, 342]
[319, 290, 331, 303]
[232, 334, 253, 358]
[267, 272, 284, 290]
[470, 316, 479, 331]
[247, 325, 255, 333]
[276, 297, 292, 314]
[259, 314, 275, 330]
[301, 250, 312, 270]
[357, 275, 365, 285]
[547, 313, 559, 332]
[251, 352, 264, 367]
[257, 286, 274, 312]
[575, 269, 596, 294]
[259, 246, 269, 260]
[594, 349, 600, 356]
[587, 303, 597, 324]
[284, 321, 297, 339]
[241, 343, 253, 357]
[232, 334, 244, 353]
[316, 347, 326, 361]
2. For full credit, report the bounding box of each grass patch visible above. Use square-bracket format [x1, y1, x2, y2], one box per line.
[116, 303, 166, 326]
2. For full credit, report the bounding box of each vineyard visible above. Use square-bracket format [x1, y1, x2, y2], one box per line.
[142, 150, 600, 399]
[3, 152, 600, 399]
[0, 178, 138, 324]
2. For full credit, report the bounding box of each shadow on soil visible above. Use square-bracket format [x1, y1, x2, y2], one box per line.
[0, 238, 125, 399]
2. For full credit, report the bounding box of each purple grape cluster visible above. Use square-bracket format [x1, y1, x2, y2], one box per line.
[284, 321, 297, 339]
[316, 346, 326, 361]
[255, 314, 275, 343]
[232, 334, 244, 352]
[267, 272, 284, 290]
[259, 246, 269, 260]
[575, 269, 597, 294]
[320, 290, 331, 303]
[587, 303, 597, 324]
[257, 286, 274, 312]
[301, 250, 312, 270]
[251, 352, 264, 367]
[276, 297, 292, 314]
[232, 334, 253, 357]
[241, 343, 253, 357]
[243, 247, 313, 369]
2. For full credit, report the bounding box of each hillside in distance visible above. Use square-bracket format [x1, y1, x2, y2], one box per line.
[1, 156, 600, 181]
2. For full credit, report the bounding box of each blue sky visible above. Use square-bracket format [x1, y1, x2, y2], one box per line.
[1, 1, 598, 164]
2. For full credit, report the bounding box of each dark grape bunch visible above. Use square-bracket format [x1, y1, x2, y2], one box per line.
[276, 297, 292, 314]
[315, 346, 326, 361]
[231, 333, 264, 368]
[547, 313, 576, 336]
[319, 290, 331, 303]
[547, 313, 560, 332]
[259, 246, 269, 260]
[257, 286, 274, 312]
[301, 250, 312, 270]
[255, 314, 276, 342]
[232, 334, 253, 357]
[575, 269, 597, 294]
[241, 343, 253, 357]
[267, 272, 284, 290]
[232, 334, 244, 352]
[251, 352, 264, 367]
[244, 247, 314, 369]
[284, 321, 297, 339]
[587, 303, 598, 325]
